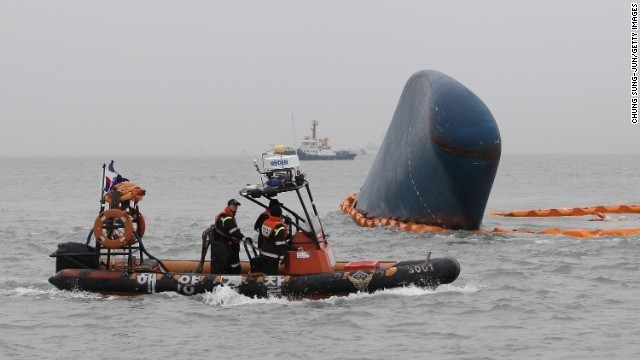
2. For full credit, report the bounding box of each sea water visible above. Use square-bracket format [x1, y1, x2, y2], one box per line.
[1, 154, 639, 359]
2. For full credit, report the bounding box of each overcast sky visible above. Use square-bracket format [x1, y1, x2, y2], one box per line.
[0, 1, 634, 156]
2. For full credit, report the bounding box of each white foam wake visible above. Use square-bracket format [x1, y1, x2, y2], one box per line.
[200, 285, 291, 307]
[197, 283, 484, 307]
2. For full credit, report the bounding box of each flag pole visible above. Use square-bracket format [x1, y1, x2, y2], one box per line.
[100, 162, 107, 213]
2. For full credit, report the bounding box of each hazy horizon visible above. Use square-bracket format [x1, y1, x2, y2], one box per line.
[1, 1, 635, 157]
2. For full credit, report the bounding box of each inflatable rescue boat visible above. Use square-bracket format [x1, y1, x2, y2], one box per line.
[49, 153, 460, 298]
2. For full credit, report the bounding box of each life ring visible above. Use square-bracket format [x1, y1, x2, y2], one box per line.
[93, 209, 134, 249]
[122, 206, 146, 239]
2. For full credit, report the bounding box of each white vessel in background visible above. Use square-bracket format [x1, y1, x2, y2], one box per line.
[296, 120, 357, 160]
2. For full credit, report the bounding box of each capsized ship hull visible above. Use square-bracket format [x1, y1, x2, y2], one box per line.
[354, 70, 501, 230]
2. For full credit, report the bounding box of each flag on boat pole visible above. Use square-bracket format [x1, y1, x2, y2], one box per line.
[104, 163, 117, 192]
[103, 161, 128, 193]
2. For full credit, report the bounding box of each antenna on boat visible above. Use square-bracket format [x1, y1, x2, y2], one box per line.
[311, 120, 319, 139]
[292, 113, 297, 149]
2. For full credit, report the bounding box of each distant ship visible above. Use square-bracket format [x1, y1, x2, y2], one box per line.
[295, 120, 357, 160]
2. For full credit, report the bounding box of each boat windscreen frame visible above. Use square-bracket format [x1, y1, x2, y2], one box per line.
[239, 180, 327, 249]
[302, 182, 326, 241]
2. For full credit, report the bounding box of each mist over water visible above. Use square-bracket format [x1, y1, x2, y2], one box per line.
[1, 154, 639, 359]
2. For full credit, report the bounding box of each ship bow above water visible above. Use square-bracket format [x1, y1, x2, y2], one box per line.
[354, 70, 501, 230]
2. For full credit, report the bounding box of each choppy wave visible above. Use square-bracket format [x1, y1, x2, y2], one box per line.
[0, 286, 111, 301]
[3, 155, 640, 359]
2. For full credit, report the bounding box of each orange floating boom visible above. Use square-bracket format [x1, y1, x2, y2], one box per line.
[488, 205, 640, 217]
[341, 193, 640, 238]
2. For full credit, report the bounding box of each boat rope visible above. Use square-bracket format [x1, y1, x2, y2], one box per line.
[133, 232, 168, 273]
[86, 229, 94, 246]
[195, 225, 215, 273]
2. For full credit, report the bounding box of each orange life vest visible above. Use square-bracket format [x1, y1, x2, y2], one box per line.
[261, 216, 287, 239]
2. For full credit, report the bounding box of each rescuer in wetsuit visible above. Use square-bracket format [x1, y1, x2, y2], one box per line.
[212, 199, 251, 274]
[257, 205, 290, 275]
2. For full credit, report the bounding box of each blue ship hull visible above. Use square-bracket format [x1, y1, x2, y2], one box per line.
[354, 70, 501, 230]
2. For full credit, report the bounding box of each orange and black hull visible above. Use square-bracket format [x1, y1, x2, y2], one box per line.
[49, 258, 460, 298]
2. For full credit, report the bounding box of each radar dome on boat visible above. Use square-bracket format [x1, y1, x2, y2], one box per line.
[273, 145, 286, 154]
